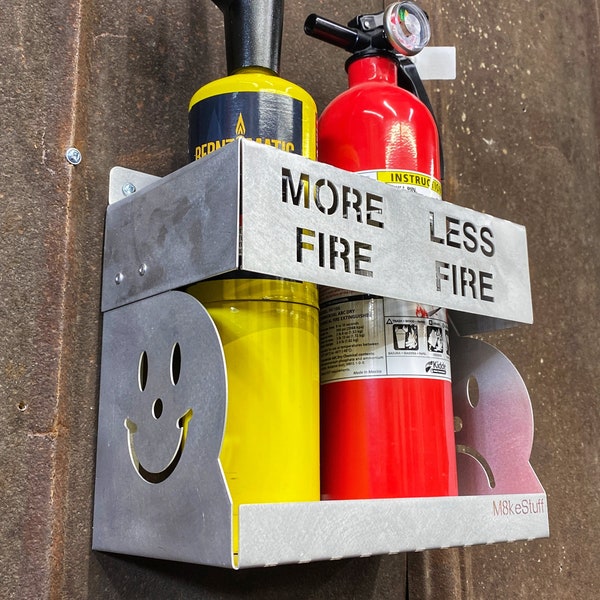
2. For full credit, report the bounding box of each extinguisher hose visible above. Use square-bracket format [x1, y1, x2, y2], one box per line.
[397, 57, 445, 181]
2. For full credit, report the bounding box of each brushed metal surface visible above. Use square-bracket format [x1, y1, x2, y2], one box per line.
[101, 147, 240, 312]
[241, 141, 532, 325]
[451, 335, 544, 496]
[102, 140, 532, 334]
[237, 493, 548, 568]
[108, 167, 161, 205]
[93, 291, 233, 568]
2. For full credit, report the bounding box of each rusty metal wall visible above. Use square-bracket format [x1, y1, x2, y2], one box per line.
[0, 0, 598, 598]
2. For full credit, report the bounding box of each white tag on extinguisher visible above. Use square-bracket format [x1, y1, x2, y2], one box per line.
[409, 46, 456, 81]
[319, 295, 451, 383]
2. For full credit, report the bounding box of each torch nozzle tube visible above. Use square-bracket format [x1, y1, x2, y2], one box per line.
[212, 0, 283, 73]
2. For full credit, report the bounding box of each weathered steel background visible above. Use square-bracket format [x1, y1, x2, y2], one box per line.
[1, 0, 598, 598]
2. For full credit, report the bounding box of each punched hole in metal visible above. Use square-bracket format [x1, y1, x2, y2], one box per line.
[139, 350, 149, 392]
[152, 398, 163, 419]
[467, 375, 479, 408]
[171, 342, 181, 386]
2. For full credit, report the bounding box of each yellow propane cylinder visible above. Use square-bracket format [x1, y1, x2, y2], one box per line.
[187, 0, 319, 558]
[187, 279, 319, 555]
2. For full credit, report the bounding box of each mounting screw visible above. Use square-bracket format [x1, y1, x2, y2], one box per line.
[138, 263, 147, 276]
[65, 147, 82, 165]
[122, 182, 137, 196]
[115, 272, 124, 285]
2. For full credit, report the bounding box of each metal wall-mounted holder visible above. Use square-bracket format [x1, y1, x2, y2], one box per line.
[93, 139, 548, 569]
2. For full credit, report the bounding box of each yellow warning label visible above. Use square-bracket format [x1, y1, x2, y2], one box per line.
[366, 170, 442, 198]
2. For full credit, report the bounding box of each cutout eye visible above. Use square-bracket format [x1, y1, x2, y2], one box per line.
[467, 375, 479, 408]
[139, 351, 149, 392]
[171, 342, 181, 386]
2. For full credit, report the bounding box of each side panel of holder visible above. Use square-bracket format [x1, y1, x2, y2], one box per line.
[102, 148, 240, 312]
[92, 291, 234, 568]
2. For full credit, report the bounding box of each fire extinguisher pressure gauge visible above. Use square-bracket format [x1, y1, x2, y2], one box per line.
[384, 2, 431, 56]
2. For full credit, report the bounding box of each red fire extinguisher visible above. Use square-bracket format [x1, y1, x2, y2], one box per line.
[305, 2, 458, 500]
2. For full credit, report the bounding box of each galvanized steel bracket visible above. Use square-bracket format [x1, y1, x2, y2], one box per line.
[101, 139, 532, 335]
[93, 140, 547, 569]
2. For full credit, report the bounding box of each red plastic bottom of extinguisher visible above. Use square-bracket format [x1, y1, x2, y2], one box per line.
[320, 378, 458, 500]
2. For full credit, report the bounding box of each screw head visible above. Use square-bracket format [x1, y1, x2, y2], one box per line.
[138, 264, 147, 276]
[115, 272, 124, 285]
[65, 147, 82, 165]
[122, 182, 137, 196]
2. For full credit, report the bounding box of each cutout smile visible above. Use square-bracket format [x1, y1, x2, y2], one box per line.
[125, 408, 193, 484]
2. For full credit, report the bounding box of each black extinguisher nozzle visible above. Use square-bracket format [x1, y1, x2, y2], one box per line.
[304, 14, 370, 54]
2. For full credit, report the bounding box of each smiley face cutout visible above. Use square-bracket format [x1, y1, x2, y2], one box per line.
[122, 336, 194, 484]
[94, 291, 233, 565]
[124, 342, 194, 484]
[96, 290, 227, 488]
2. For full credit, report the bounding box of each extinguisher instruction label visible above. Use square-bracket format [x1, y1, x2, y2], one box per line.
[320, 296, 451, 383]
[359, 169, 442, 200]
[317, 171, 448, 384]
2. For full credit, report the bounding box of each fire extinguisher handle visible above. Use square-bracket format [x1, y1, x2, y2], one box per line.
[397, 57, 445, 181]
[304, 14, 371, 53]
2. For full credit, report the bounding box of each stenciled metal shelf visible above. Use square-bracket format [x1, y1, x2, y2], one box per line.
[92, 139, 548, 569]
